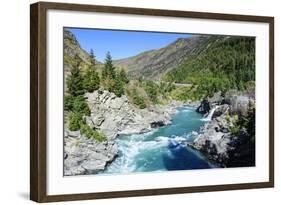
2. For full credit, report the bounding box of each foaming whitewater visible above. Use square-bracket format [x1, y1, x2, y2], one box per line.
[104, 106, 215, 174]
[201, 106, 219, 121]
[105, 130, 168, 174]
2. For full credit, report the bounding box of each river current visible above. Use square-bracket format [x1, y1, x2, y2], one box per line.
[104, 106, 216, 174]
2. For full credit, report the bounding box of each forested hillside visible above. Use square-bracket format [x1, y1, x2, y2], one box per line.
[163, 36, 255, 99]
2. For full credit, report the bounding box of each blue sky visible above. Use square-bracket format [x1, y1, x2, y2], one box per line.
[66, 28, 192, 62]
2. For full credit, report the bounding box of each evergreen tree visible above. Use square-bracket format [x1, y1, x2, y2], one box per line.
[83, 51, 100, 92]
[119, 68, 129, 84]
[66, 55, 84, 96]
[111, 74, 124, 97]
[89, 49, 95, 65]
[103, 51, 115, 79]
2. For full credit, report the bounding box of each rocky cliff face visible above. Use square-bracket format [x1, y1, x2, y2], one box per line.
[188, 95, 255, 167]
[85, 90, 177, 139]
[113, 35, 211, 80]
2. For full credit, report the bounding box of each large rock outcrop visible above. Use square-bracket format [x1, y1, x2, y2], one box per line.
[188, 95, 255, 167]
[85, 90, 174, 139]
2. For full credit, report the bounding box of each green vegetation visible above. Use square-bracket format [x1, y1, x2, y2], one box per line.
[163, 36, 255, 100]
[126, 87, 146, 109]
[230, 124, 240, 135]
[240, 102, 256, 137]
[66, 55, 85, 96]
[83, 50, 100, 92]
[64, 95, 90, 116]
[169, 86, 200, 102]
[229, 103, 255, 136]
[68, 112, 83, 131]
[65, 50, 131, 140]
[159, 81, 176, 95]
[119, 68, 129, 84]
[111, 72, 124, 97]
[101, 52, 129, 97]
[127, 80, 177, 105]
[65, 52, 107, 141]
[80, 123, 107, 142]
[67, 113, 107, 142]
[102, 52, 116, 80]
[143, 81, 159, 104]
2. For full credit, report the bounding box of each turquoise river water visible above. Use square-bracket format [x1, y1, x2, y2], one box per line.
[104, 106, 216, 174]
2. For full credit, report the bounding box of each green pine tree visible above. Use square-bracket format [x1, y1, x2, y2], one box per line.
[111, 73, 124, 97]
[89, 49, 96, 65]
[66, 55, 84, 96]
[103, 51, 115, 79]
[119, 68, 129, 84]
[83, 51, 100, 92]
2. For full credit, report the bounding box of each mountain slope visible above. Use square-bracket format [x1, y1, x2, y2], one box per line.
[164, 36, 255, 89]
[113, 35, 211, 80]
[64, 29, 103, 75]
[164, 35, 255, 98]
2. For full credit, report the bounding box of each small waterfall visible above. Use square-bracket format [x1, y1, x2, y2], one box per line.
[202, 106, 218, 121]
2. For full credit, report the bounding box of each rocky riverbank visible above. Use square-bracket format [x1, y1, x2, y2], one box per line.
[187, 94, 256, 167]
[64, 133, 118, 175]
[84, 90, 180, 139]
[64, 90, 182, 175]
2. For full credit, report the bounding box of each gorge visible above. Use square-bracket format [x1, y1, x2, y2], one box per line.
[63, 29, 256, 176]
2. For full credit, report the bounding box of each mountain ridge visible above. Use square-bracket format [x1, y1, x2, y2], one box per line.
[113, 35, 211, 80]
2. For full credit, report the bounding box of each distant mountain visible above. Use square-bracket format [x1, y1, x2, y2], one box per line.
[113, 35, 211, 80]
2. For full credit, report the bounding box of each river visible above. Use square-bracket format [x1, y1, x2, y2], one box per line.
[104, 106, 216, 174]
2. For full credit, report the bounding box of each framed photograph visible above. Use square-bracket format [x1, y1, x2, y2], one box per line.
[30, 1, 274, 202]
